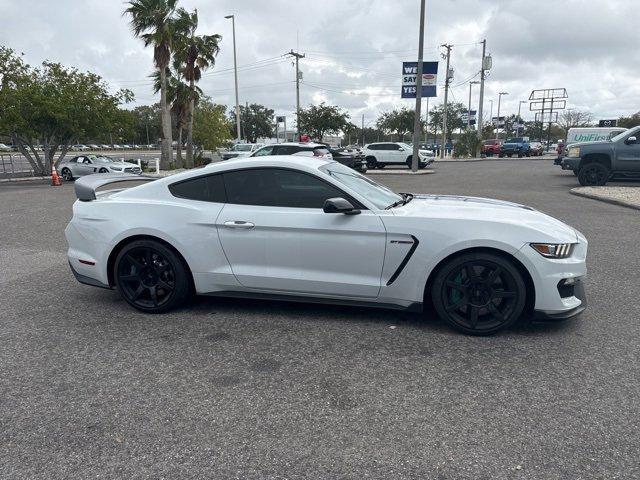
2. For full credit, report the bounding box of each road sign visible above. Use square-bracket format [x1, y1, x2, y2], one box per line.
[492, 116, 505, 127]
[535, 112, 558, 123]
[599, 119, 617, 127]
[529, 99, 566, 111]
[401, 61, 438, 98]
[276, 116, 286, 123]
[462, 110, 477, 125]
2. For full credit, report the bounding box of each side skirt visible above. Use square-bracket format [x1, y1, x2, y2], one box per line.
[203, 290, 423, 312]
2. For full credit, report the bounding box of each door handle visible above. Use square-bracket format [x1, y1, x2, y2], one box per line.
[224, 220, 255, 229]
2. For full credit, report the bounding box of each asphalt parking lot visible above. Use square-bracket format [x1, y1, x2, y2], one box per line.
[1, 159, 639, 479]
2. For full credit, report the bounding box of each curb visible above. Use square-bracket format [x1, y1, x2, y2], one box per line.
[570, 188, 640, 212]
[0, 176, 50, 184]
[366, 169, 435, 175]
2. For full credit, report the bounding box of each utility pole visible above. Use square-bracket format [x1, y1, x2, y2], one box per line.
[410, 0, 427, 172]
[440, 44, 452, 159]
[225, 15, 241, 142]
[286, 50, 305, 137]
[425, 97, 429, 143]
[468, 80, 480, 129]
[477, 39, 487, 138]
[361, 114, 365, 146]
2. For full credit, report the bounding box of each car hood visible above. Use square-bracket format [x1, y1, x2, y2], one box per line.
[395, 194, 578, 243]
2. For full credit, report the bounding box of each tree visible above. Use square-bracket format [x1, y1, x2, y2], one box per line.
[0, 47, 132, 175]
[130, 104, 162, 145]
[618, 112, 640, 129]
[558, 109, 593, 135]
[428, 102, 465, 143]
[298, 103, 349, 141]
[125, 0, 183, 169]
[377, 108, 418, 141]
[173, 8, 221, 167]
[229, 103, 275, 143]
[192, 97, 232, 151]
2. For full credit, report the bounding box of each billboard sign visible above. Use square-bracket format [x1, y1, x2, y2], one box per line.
[401, 61, 438, 98]
[461, 110, 477, 125]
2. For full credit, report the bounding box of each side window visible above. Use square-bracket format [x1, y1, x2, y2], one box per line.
[223, 168, 348, 209]
[253, 145, 274, 157]
[368, 144, 379, 151]
[169, 174, 226, 203]
[69, 157, 78, 163]
[388, 144, 401, 151]
[273, 145, 302, 155]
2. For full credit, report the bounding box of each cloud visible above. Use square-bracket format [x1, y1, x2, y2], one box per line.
[0, 0, 637, 124]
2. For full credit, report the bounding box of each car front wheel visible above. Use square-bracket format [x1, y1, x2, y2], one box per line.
[431, 252, 526, 335]
[61, 168, 73, 181]
[578, 163, 610, 186]
[365, 156, 378, 169]
[114, 239, 191, 313]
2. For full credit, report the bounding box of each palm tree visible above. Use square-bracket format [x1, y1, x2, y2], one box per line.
[174, 9, 221, 168]
[124, 0, 181, 169]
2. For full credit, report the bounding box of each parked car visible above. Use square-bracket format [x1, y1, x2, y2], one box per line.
[66, 156, 587, 335]
[499, 137, 531, 158]
[529, 142, 544, 156]
[88, 144, 100, 150]
[72, 144, 90, 151]
[57, 154, 142, 181]
[0, 143, 12, 152]
[481, 139, 502, 157]
[249, 142, 333, 161]
[560, 126, 640, 185]
[220, 143, 263, 160]
[363, 142, 434, 169]
[100, 144, 111, 150]
[327, 147, 367, 172]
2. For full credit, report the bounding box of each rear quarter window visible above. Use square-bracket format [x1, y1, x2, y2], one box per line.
[169, 174, 226, 203]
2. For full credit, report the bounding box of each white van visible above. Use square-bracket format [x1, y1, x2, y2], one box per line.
[565, 127, 626, 146]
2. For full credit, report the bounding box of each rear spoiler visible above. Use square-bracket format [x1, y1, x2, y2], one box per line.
[74, 173, 157, 201]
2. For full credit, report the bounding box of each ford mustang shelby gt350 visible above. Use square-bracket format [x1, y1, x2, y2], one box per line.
[65, 156, 587, 335]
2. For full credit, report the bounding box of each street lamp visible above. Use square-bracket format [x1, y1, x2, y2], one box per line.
[468, 80, 480, 129]
[497, 92, 509, 139]
[225, 14, 241, 142]
[517, 100, 528, 135]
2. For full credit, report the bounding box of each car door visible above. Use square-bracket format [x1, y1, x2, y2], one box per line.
[216, 167, 387, 298]
[617, 134, 640, 172]
[73, 156, 91, 176]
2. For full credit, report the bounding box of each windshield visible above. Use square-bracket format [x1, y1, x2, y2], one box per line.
[94, 155, 116, 162]
[505, 138, 523, 143]
[320, 162, 402, 209]
[611, 127, 639, 143]
[234, 144, 253, 152]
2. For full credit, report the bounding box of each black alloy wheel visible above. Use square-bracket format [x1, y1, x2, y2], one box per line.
[61, 168, 73, 181]
[578, 163, 610, 186]
[99, 167, 109, 173]
[114, 240, 191, 313]
[432, 253, 526, 335]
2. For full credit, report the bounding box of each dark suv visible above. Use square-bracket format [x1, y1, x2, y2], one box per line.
[560, 126, 640, 185]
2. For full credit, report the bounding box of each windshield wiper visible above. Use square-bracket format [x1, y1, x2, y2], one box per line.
[385, 193, 413, 209]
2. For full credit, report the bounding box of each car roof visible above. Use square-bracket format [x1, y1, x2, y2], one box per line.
[261, 142, 327, 148]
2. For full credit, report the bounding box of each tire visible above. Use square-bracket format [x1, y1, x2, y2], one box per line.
[406, 156, 414, 169]
[99, 167, 109, 173]
[365, 156, 378, 170]
[377, 164, 385, 169]
[517, 152, 523, 158]
[578, 162, 610, 186]
[431, 252, 526, 335]
[114, 239, 191, 313]
[498, 153, 504, 158]
[61, 168, 74, 181]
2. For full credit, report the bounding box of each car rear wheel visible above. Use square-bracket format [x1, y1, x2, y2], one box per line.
[114, 240, 191, 313]
[61, 168, 73, 181]
[431, 252, 526, 335]
[578, 162, 610, 186]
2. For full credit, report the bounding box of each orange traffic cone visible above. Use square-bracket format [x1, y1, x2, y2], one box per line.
[51, 162, 61, 186]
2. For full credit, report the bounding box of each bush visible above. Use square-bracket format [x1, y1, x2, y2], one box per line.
[453, 130, 481, 158]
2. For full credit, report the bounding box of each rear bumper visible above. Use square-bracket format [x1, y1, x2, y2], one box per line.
[69, 261, 111, 289]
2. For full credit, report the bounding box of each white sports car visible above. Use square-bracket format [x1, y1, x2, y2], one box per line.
[65, 156, 587, 335]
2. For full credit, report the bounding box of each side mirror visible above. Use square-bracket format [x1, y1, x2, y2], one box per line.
[323, 197, 360, 215]
[626, 136, 637, 144]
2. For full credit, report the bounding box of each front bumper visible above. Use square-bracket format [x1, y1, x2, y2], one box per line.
[533, 278, 586, 321]
[561, 157, 580, 170]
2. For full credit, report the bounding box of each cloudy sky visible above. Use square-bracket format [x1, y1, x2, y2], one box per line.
[1, 0, 638, 127]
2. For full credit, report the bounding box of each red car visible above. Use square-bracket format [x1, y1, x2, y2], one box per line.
[481, 139, 502, 156]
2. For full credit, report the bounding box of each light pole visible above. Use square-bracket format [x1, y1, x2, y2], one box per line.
[410, 0, 426, 172]
[497, 92, 508, 139]
[468, 80, 480, 129]
[517, 100, 527, 136]
[225, 14, 241, 142]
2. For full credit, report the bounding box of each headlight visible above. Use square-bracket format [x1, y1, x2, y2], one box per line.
[568, 147, 580, 157]
[530, 243, 574, 259]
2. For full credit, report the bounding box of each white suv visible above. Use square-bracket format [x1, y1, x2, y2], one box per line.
[249, 142, 332, 159]
[363, 142, 434, 169]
